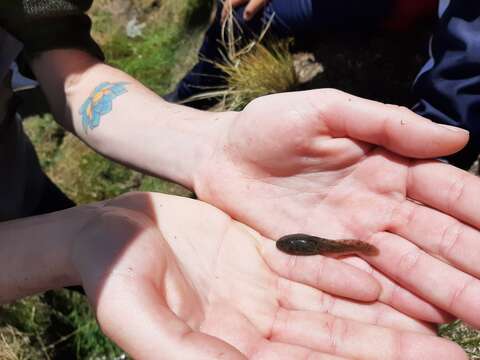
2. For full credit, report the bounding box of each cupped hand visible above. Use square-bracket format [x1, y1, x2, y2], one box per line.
[193, 89, 480, 327]
[71, 192, 466, 359]
[222, 0, 269, 22]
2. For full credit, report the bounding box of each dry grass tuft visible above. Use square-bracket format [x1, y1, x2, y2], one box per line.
[183, 4, 298, 110]
[214, 39, 297, 110]
[0, 326, 42, 360]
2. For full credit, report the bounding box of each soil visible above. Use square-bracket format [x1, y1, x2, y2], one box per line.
[295, 21, 434, 108]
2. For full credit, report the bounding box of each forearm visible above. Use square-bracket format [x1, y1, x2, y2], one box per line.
[0, 205, 98, 303]
[31, 49, 234, 189]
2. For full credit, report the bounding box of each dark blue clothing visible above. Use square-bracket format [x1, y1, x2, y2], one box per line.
[413, 0, 480, 169]
[174, 0, 393, 104]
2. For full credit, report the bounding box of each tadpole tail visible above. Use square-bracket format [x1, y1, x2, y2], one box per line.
[337, 240, 379, 256]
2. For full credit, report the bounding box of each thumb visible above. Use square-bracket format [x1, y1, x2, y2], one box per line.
[305, 89, 469, 159]
[244, 0, 267, 21]
[222, 0, 248, 22]
[95, 276, 246, 359]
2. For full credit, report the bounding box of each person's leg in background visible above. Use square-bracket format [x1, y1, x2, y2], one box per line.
[164, 0, 279, 109]
[165, 0, 397, 109]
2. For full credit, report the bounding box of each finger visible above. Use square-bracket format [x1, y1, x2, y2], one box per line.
[244, 0, 267, 21]
[408, 160, 480, 230]
[276, 277, 435, 334]
[342, 256, 452, 324]
[271, 309, 468, 360]
[366, 231, 480, 328]
[252, 341, 347, 360]
[199, 298, 346, 359]
[306, 89, 469, 158]
[230, 0, 249, 7]
[262, 240, 381, 302]
[94, 276, 246, 360]
[222, 0, 248, 21]
[389, 197, 480, 278]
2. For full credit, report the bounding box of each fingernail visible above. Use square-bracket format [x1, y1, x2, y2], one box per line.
[437, 124, 469, 134]
[243, 11, 251, 21]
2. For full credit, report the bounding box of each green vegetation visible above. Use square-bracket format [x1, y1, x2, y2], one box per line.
[97, 0, 213, 94]
[185, 9, 299, 110]
[205, 39, 297, 111]
[440, 321, 480, 360]
[1, 0, 480, 358]
[0, 297, 52, 359]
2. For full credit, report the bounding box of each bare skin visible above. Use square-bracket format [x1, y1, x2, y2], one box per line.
[27, 48, 478, 352]
[193, 89, 480, 327]
[222, 0, 269, 21]
[75, 193, 469, 360]
[31, 50, 480, 328]
[1, 192, 469, 359]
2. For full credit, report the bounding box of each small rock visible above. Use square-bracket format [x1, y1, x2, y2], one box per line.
[293, 52, 324, 84]
[126, 17, 146, 38]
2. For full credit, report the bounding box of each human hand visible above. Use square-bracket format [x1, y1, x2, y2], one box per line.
[222, 0, 269, 22]
[72, 192, 466, 359]
[193, 89, 480, 328]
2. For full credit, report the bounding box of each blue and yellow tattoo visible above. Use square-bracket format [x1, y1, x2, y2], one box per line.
[79, 82, 129, 132]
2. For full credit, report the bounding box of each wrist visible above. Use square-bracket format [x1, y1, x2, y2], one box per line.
[36, 204, 106, 291]
[0, 204, 103, 303]
[150, 106, 238, 190]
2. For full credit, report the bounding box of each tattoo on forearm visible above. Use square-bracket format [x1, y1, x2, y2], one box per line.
[79, 82, 129, 132]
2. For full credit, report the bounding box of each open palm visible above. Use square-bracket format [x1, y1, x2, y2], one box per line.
[72, 193, 465, 359]
[194, 89, 480, 328]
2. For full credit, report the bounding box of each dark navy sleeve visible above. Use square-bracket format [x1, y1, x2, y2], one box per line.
[412, 0, 480, 169]
[0, 0, 104, 61]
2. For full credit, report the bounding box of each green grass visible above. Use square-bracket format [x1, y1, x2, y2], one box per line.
[0, 325, 44, 360]
[440, 321, 480, 359]
[23, 114, 66, 171]
[0, 296, 53, 359]
[46, 291, 124, 359]
[0, 292, 125, 359]
[102, 0, 213, 94]
[104, 28, 180, 94]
